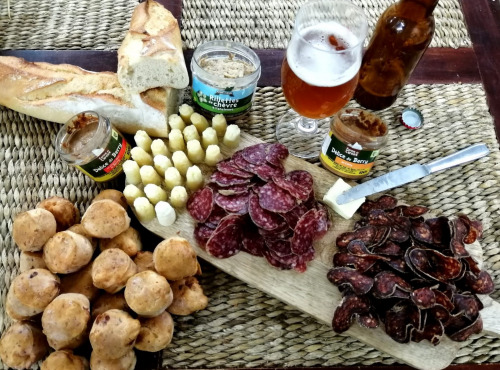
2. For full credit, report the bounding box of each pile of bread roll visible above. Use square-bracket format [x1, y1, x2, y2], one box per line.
[0, 191, 208, 370]
[123, 104, 241, 225]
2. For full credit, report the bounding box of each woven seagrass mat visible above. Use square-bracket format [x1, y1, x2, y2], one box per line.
[0, 0, 470, 50]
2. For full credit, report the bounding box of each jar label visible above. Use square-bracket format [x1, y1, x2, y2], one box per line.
[75, 129, 131, 182]
[320, 132, 379, 177]
[192, 75, 254, 116]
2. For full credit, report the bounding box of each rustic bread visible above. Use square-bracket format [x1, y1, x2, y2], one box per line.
[117, 0, 189, 92]
[0, 56, 178, 137]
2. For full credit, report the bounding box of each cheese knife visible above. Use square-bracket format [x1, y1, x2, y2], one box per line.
[336, 143, 490, 205]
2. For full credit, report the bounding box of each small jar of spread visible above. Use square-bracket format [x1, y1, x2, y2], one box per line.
[55, 111, 131, 182]
[320, 108, 388, 179]
[191, 40, 261, 120]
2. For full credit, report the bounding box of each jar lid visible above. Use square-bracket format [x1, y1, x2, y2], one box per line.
[400, 107, 423, 130]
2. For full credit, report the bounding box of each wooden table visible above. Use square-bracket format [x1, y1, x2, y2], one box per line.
[1, 0, 499, 369]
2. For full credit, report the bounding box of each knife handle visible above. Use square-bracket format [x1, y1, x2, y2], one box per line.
[425, 143, 490, 173]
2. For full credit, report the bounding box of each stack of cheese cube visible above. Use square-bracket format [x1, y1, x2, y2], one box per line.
[123, 104, 241, 226]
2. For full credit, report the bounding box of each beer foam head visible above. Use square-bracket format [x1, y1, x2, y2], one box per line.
[287, 21, 362, 87]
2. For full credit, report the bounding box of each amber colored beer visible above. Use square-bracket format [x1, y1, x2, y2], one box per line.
[282, 57, 359, 119]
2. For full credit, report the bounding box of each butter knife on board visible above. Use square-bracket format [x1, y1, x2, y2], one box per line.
[336, 143, 490, 205]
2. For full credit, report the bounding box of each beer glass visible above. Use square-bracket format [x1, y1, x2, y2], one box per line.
[277, 0, 368, 158]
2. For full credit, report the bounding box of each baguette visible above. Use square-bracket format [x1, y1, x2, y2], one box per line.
[0, 56, 178, 137]
[117, 0, 189, 92]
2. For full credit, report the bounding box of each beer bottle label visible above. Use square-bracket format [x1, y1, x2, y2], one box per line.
[75, 128, 131, 182]
[320, 132, 379, 177]
[192, 75, 254, 118]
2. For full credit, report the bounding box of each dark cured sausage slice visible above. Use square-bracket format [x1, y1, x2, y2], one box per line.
[241, 226, 266, 257]
[216, 160, 254, 178]
[206, 223, 242, 258]
[214, 192, 249, 215]
[258, 182, 296, 213]
[187, 187, 214, 222]
[248, 192, 287, 230]
[272, 170, 313, 201]
[290, 209, 317, 255]
[242, 143, 269, 165]
[210, 171, 252, 187]
[266, 143, 289, 166]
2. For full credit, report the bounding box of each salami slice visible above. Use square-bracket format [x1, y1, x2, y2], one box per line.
[272, 170, 313, 201]
[295, 246, 315, 273]
[210, 171, 252, 187]
[205, 204, 228, 226]
[290, 209, 318, 255]
[254, 162, 285, 182]
[206, 223, 242, 258]
[187, 187, 214, 222]
[258, 182, 296, 213]
[282, 203, 309, 229]
[266, 239, 293, 257]
[241, 226, 266, 257]
[259, 226, 293, 241]
[248, 192, 287, 230]
[217, 214, 246, 231]
[242, 143, 269, 165]
[217, 184, 251, 196]
[217, 160, 254, 178]
[194, 223, 215, 247]
[266, 143, 289, 166]
[214, 192, 250, 214]
[264, 249, 298, 270]
[233, 151, 261, 172]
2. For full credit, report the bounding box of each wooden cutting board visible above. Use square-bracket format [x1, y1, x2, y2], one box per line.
[139, 132, 500, 370]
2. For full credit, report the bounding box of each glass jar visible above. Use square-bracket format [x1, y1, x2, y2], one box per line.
[191, 40, 261, 120]
[55, 111, 131, 182]
[320, 108, 388, 179]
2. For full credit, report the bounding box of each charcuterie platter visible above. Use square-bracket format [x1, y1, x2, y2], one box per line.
[138, 131, 500, 370]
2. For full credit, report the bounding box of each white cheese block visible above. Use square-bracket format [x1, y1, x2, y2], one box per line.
[323, 178, 365, 219]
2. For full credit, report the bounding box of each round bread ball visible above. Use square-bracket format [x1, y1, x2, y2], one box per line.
[168, 276, 208, 316]
[38, 196, 80, 231]
[41, 350, 89, 370]
[133, 251, 155, 273]
[100, 227, 142, 257]
[153, 237, 198, 281]
[91, 292, 129, 321]
[124, 271, 173, 317]
[81, 200, 131, 238]
[90, 349, 136, 370]
[67, 223, 98, 251]
[92, 189, 128, 209]
[0, 321, 49, 369]
[12, 208, 57, 252]
[60, 261, 99, 302]
[6, 268, 60, 321]
[89, 309, 140, 360]
[19, 251, 47, 273]
[135, 311, 174, 352]
[42, 293, 90, 350]
[43, 230, 94, 274]
[92, 249, 137, 293]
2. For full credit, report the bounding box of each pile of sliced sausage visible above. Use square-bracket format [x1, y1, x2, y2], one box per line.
[187, 143, 330, 272]
[328, 195, 494, 345]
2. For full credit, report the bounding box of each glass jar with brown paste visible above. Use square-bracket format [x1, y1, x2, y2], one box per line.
[320, 108, 388, 179]
[55, 111, 131, 182]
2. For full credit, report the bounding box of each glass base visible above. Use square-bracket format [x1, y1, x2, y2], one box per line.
[276, 109, 330, 159]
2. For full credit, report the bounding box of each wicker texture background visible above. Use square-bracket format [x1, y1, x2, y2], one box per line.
[1, 83, 499, 369]
[0, 0, 470, 50]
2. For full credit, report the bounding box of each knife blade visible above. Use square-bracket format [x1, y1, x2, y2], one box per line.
[336, 143, 490, 205]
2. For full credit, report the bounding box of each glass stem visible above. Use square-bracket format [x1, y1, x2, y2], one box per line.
[296, 116, 319, 135]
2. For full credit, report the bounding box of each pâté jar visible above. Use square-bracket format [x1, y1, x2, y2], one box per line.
[320, 108, 388, 179]
[191, 40, 261, 120]
[55, 111, 131, 182]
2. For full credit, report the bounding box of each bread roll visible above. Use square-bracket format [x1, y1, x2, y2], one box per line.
[67, 223, 99, 251]
[168, 276, 209, 316]
[81, 199, 131, 239]
[43, 230, 94, 274]
[90, 349, 136, 370]
[153, 236, 198, 281]
[6, 268, 60, 320]
[117, 0, 189, 92]
[91, 292, 130, 321]
[0, 322, 49, 370]
[19, 251, 47, 272]
[135, 311, 174, 352]
[133, 251, 155, 273]
[92, 248, 137, 293]
[42, 293, 91, 350]
[12, 208, 57, 252]
[0, 56, 178, 137]
[92, 189, 128, 209]
[89, 309, 140, 360]
[124, 271, 173, 317]
[37, 196, 80, 231]
[41, 350, 89, 370]
[60, 261, 100, 302]
[100, 226, 142, 257]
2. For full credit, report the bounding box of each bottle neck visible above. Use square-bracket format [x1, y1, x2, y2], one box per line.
[399, 0, 439, 15]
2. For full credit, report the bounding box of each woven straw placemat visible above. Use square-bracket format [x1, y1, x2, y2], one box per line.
[1, 83, 499, 369]
[181, 0, 471, 49]
[0, 0, 470, 50]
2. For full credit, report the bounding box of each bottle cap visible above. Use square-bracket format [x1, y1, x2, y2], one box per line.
[400, 107, 423, 130]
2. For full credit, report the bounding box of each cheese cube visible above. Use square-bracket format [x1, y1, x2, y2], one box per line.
[322, 178, 365, 219]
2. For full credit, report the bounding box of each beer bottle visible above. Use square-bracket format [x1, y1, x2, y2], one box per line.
[354, 0, 438, 110]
